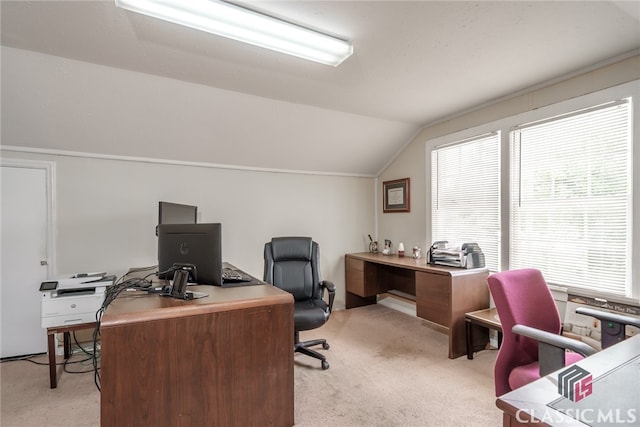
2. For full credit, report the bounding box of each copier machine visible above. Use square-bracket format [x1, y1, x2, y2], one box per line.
[39, 273, 115, 328]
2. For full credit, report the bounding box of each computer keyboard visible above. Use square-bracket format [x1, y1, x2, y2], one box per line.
[222, 267, 251, 283]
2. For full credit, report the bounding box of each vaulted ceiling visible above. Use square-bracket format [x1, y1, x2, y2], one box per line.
[2, 1, 639, 175]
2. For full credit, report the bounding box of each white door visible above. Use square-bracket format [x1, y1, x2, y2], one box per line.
[1, 160, 54, 358]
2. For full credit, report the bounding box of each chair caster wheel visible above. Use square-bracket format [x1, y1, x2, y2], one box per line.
[321, 361, 329, 370]
[322, 342, 330, 350]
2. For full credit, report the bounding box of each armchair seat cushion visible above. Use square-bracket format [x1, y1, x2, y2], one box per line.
[294, 299, 329, 331]
[508, 352, 584, 391]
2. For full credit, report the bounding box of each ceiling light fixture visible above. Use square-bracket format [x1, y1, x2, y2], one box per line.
[115, 0, 353, 66]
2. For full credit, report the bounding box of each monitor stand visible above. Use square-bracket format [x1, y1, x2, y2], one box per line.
[161, 269, 208, 300]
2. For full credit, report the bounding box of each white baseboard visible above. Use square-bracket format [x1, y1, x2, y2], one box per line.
[378, 294, 417, 317]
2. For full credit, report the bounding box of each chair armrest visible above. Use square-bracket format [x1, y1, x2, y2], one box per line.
[575, 306, 640, 349]
[512, 324, 596, 377]
[513, 324, 597, 357]
[575, 306, 640, 328]
[321, 280, 336, 313]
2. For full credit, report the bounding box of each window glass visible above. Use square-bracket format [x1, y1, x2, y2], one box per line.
[510, 99, 631, 296]
[431, 133, 501, 271]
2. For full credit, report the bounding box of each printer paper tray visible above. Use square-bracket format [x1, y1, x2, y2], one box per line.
[41, 313, 98, 329]
[41, 293, 103, 328]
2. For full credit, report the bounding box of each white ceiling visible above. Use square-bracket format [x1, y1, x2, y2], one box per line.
[2, 1, 639, 176]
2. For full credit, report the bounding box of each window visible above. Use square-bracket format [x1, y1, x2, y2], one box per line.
[428, 81, 638, 300]
[510, 99, 631, 296]
[431, 133, 501, 271]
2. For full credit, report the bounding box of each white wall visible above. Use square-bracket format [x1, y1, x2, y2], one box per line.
[4, 43, 637, 310]
[0, 46, 377, 309]
[377, 54, 640, 253]
[0, 46, 414, 176]
[0, 150, 374, 309]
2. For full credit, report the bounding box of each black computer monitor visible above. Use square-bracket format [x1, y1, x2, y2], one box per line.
[157, 223, 222, 286]
[158, 201, 197, 225]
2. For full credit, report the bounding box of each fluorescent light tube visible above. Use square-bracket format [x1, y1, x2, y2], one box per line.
[115, 0, 353, 66]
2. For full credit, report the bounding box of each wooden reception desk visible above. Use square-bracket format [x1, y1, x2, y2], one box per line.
[345, 252, 489, 359]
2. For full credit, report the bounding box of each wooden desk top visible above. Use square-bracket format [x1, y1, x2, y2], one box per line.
[100, 271, 295, 427]
[100, 284, 293, 328]
[496, 334, 640, 426]
[346, 252, 488, 277]
[466, 307, 501, 330]
[464, 308, 502, 330]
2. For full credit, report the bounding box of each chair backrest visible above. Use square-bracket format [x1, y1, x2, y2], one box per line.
[487, 268, 562, 396]
[264, 237, 322, 302]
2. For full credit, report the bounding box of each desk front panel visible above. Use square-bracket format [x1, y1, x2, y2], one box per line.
[345, 255, 417, 298]
[100, 287, 294, 427]
[415, 271, 451, 327]
[347, 257, 390, 296]
[345, 256, 367, 296]
[381, 263, 416, 296]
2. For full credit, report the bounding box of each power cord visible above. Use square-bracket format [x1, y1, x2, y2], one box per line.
[92, 269, 157, 391]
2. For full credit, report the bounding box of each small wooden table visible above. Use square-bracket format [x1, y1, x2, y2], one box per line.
[465, 307, 502, 359]
[46, 322, 96, 388]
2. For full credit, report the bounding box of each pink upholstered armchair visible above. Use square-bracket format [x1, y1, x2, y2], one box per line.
[487, 268, 596, 396]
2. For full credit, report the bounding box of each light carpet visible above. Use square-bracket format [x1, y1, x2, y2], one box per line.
[1, 304, 501, 426]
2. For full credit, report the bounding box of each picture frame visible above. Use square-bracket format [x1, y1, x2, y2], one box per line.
[383, 178, 410, 213]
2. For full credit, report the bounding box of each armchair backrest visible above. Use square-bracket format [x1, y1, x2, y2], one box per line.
[264, 237, 322, 302]
[487, 268, 563, 396]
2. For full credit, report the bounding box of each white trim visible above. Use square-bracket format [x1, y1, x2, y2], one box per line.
[425, 80, 639, 152]
[378, 294, 417, 318]
[0, 145, 375, 179]
[373, 176, 379, 242]
[0, 158, 57, 279]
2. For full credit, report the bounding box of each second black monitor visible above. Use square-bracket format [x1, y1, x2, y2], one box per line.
[158, 201, 197, 225]
[157, 223, 222, 286]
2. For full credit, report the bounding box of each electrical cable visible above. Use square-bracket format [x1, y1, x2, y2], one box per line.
[92, 271, 157, 391]
[4, 268, 160, 389]
[73, 330, 96, 357]
[0, 353, 46, 364]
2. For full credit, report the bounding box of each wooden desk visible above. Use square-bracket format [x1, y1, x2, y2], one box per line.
[100, 284, 295, 427]
[496, 334, 640, 426]
[345, 252, 489, 358]
[46, 322, 95, 388]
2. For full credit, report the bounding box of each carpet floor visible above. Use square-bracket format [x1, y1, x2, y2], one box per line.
[1, 304, 501, 426]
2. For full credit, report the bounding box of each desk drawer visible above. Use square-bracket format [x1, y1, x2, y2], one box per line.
[346, 258, 366, 296]
[346, 257, 364, 272]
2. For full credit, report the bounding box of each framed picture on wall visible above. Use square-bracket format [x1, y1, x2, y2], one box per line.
[383, 178, 410, 213]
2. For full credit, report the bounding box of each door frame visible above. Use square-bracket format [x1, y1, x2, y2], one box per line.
[1, 158, 56, 278]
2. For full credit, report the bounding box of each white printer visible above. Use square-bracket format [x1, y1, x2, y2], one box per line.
[40, 273, 115, 328]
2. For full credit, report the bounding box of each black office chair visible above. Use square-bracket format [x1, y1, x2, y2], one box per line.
[264, 237, 336, 370]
